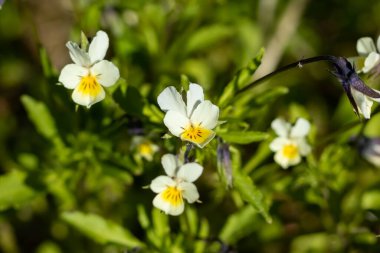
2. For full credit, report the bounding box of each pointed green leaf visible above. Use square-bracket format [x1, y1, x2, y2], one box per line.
[218, 48, 264, 107]
[217, 131, 269, 144]
[21, 95, 57, 140]
[234, 172, 272, 223]
[61, 211, 144, 248]
[219, 206, 258, 244]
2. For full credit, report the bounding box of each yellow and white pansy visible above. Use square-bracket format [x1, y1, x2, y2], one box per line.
[269, 118, 311, 169]
[356, 36, 380, 73]
[132, 136, 159, 161]
[150, 154, 203, 216]
[58, 30, 120, 108]
[157, 83, 219, 148]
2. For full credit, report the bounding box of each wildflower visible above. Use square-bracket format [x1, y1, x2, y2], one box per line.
[269, 118, 311, 169]
[329, 56, 380, 119]
[157, 83, 219, 148]
[58, 30, 120, 108]
[356, 36, 380, 73]
[132, 136, 159, 161]
[150, 154, 203, 216]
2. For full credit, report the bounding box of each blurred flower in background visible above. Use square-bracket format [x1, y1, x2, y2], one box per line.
[269, 118, 311, 169]
[131, 136, 159, 162]
[356, 36, 380, 73]
[354, 135, 380, 167]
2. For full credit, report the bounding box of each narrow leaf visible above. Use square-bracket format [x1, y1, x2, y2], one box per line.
[217, 131, 269, 144]
[21, 95, 57, 139]
[234, 172, 272, 223]
[61, 211, 144, 248]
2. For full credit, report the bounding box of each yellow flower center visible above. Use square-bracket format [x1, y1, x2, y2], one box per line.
[162, 186, 183, 206]
[282, 143, 299, 159]
[138, 143, 153, 156]
[78, 75, 102, 96]
[180, 124, 213, 146]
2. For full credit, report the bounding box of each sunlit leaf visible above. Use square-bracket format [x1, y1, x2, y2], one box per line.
[219, 206, 258, 244]
[61, 211, 144, 248]
[217, 131, 269, 144]
[21, 95, 57, 140]
[218, 48, 264, 108]
[0, 171, 37, 211]
[234, 172, 272, 223]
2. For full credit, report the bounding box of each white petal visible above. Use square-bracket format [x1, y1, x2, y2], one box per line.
[163, 110, 190, 137]
[58, 64, 88, 89]
[271, 118, 290, 137]
[161, 154, 179, 177]
[150, 176, 175, 193]
[88, 30, 109, 64]
[290, 118, 310, 138]
[297, 139, 311, 156]
[179, 182, 199, 203]
[274, 150, 301, 169]
[91, 60, 120, 87]
[356, 37, 376, 56]
[187, 83, 204, 117]
[177, 163, 203, 182]
[66, 41, 91, 66]
[269, 137, 288, 152]
[190, 100, 219, 129]
[362, 52, 380, 73]
[153, 193, 184, 216]
[351, 87, 373, 119]
[71, 84, 105, 108]
[157, 86, 187, 115]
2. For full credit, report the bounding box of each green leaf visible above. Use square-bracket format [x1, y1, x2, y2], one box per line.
[21, 95, 57, 140]
[184, 25, 233, 54]
[253, 86, 289, 105]
[0, 171, 37, 211]
[217, 131, 269, 144]
[218, 48, 264, 108]
[219, 206, 258, 244]
[361, 190, 380, 210]
[234, 172, 272, 223]
[61, 211, 144, 248]
[80, 31, 89, 50]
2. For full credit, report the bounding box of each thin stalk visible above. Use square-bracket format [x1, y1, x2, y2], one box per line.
[237, 55, 337, 95]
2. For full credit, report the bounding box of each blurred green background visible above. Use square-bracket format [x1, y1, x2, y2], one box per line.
[1, 0, 380, 252]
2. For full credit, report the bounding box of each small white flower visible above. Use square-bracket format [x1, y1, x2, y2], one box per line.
[269, 118, 311, 169]
[58, 30, 120, 108]
[150, 154, 203, 216]
[157, 83, 219, 148]
[356, 36, 380, 73]
[132, 136, 159, 161]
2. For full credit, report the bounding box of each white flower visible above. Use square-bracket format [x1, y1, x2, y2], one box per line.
[356, 36, 380, 73]
[58, 30, 120, 108]
[269, 118, 311, 169]
[132, 136, 159, 161]
[157, 83, 219, 148]
[150, 154, 203, 216]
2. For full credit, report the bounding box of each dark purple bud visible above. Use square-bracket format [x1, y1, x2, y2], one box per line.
[217, 141, 233, 188]
[328, 56, 380, 117]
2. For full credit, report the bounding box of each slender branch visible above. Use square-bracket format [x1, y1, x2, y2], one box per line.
[237, 55, 337, 95]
